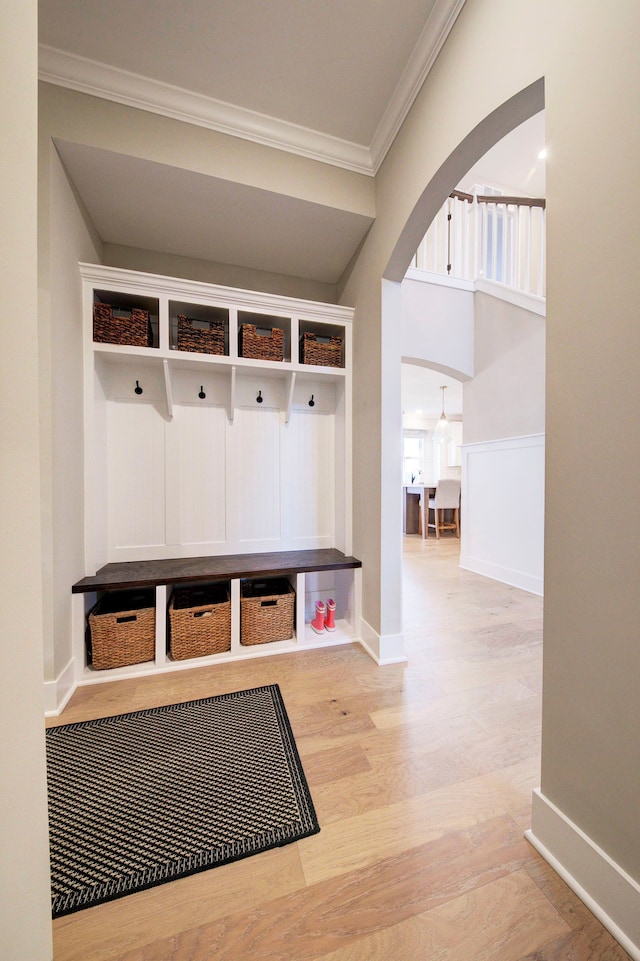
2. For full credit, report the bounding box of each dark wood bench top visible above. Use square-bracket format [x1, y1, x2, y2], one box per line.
[72, 548, 362, 593]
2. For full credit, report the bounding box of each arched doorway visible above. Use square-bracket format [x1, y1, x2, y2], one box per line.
[379, 78, 545, 659]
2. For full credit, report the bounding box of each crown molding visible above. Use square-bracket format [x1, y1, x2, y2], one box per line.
[370, 0, 467, 171]
[39, 1, 466, 177]
[39, 45, 374, 175]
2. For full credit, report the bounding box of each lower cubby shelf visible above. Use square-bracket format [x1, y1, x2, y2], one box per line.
[72, 549, 362, 684]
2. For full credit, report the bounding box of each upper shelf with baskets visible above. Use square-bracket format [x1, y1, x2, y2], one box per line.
[86, 264, 350, 379]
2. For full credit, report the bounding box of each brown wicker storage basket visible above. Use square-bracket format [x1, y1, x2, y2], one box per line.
[300, 331, 343, 368]
[240, 578, 295, 645]
[168, 584, 231, 659]
[93, 302, 152, 347]
[176, 315, 225, 355]
[238, 324, 284, 362]
[87, 590, 155, 670]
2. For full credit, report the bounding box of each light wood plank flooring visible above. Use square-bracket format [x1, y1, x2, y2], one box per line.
[48, 537, 631, 960]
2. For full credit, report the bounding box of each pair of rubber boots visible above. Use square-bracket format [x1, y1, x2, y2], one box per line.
[311, 598, 336, 634]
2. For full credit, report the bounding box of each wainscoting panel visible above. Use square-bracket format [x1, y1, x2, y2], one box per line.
[460, 433, 545, 595]
[231, 407, 282, 544]
[281, 410, 334, 544]
[107, 400, 166, 552]
[174, 403, 227, 547]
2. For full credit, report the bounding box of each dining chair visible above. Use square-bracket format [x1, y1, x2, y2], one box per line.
[427, 479, 461, 538]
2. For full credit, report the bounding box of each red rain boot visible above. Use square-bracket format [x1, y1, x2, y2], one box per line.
[311, 600, 326, 634]
[325, 598, 336, 632]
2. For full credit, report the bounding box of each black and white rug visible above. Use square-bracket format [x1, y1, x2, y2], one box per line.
[46, 684, 319, 918]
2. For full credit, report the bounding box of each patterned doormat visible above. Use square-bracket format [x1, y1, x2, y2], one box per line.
[46, 684, 319, 918]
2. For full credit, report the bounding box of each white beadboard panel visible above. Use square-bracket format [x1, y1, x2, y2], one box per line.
[282, 411, 335, 542]
[231, 407, 282, 543]
[107, 400, 166, 553]
[175, 403, 227, 545]
[169, 367, 230, 408]
[290, 378, 336, 413]
[460, 433, 545, 594]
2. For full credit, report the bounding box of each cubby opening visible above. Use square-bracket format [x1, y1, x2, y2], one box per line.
[299, 318, 345, 368]
[93, 288, 160, 349]
[166, 581, 232, 661]
[240, 576, 296, 646]
[238, 310, 291, 362]
[169, 300, 230, 356]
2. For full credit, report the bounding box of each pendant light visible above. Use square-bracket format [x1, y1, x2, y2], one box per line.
[433, 385, 451, 444]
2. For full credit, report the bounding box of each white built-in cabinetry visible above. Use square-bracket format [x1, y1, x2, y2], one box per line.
[73, 264, 361, 685]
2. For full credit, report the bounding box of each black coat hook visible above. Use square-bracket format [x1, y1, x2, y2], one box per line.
[134, 380, 143, 395]
[198, 386, 206, 399]
[256, 390, 263, 404]
[308, 394, 315, 407]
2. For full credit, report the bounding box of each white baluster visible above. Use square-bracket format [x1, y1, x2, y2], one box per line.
[537, 206, 546, 297]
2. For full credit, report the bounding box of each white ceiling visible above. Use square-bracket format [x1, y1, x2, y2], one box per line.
[402, 367, 464, 421]
[39, 0, 467, 172]
[39, 0, 468, 285]
[54, 139, 374, 284]
[39, 0, 545, 379]
[39, 0, 449, 149]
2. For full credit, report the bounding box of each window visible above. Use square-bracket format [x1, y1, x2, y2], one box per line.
[403, 431, 425, 483]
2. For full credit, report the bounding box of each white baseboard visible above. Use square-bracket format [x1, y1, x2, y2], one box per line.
[526, 788, 640, 960]
[359, 619, 407, 665]
[460, 553, 543, 596]
[43, 658, 77, 717]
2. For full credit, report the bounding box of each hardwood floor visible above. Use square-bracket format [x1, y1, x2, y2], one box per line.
[49, 537, 631, 960]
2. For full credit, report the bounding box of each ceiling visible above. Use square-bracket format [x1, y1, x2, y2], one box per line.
[39, 0, 545, 413]
[39, 0, 468, 284]
[39, 0, 467, 170]
[54, 139, 374, 284]
[402, 367, 463, 421]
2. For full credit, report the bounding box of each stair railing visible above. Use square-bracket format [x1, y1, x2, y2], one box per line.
[413, 192, 546, 298]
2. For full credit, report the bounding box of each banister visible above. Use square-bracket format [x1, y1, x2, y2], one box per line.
[450, 189, 474, 203]
[476, 195, 546, 209]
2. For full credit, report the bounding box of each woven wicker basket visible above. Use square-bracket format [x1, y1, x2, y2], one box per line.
[176, 315, 225, 355]
[300, 331, 343, 368]
[93, 302, 152, 347]
[240, 578, 295, 645]
[169, 584, 231, 659]
[88, 590, 155, 670]
[238, 324, 284, 362]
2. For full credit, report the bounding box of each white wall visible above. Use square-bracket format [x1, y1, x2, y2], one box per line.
[343, 0, 640, 946]
[42, 148, 103, 709]
[464, 290, 545, 443]
[0, 1, 54, 957]
[401, 270, 543, 591]
[31, 0, 640, 948]
[461, 433, 544, 595]
[401, 274, 474, 378]
[104, 243, 338, 304]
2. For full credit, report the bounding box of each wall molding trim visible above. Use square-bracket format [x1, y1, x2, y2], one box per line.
[359, 619, 407, 665]
[369, 0, 467, 171]
[459, 553, 543, 595]
[43, 658, 76, 717]
[527, 789, 640, 960]
[38, 0, 466, 176]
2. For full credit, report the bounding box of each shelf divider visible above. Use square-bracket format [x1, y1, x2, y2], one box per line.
[163, 359, 174, 419]
[285, 371, 296, 424]
[229, 365, 236, 423]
